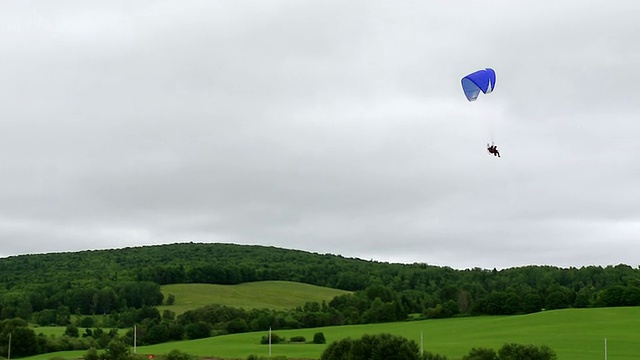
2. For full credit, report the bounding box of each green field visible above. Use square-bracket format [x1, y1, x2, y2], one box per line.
[30, 326, 71, 337]
[22, 307, 640, 360]
[30, 326, 119, 337]
[157, 281, 352, 315]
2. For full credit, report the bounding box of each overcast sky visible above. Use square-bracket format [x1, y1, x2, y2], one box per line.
[1, 0, 639, 270]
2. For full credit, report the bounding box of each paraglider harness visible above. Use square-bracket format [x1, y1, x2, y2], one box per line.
[487, 143, 500, 157]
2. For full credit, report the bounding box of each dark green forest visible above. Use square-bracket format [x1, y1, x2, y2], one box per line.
[1, 242, 639, 356]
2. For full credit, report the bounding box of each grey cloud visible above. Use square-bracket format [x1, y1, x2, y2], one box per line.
[0, 0, 638, 269]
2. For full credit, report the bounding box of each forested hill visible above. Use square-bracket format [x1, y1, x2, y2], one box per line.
[1, 242, 640, 315]
[1, 242, 639, 291]
[0, 243, 640, 332]
[0, 242, 388, 290]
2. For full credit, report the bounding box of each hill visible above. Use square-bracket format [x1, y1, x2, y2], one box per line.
[2, 242, 640, 324]
[22, 307, 640, 360]
[3, 242, 640, 358]
[158, 281, 352, 315]
[0, 242, 379, 290]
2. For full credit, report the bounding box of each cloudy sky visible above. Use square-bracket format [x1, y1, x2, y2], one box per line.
[1, 0, 638, 269]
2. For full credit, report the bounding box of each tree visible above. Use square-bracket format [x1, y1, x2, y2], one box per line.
[83, 347, 100, 360]
[227, 318, 249, 334]
[313, 332, 327, 344]
[573, 287, 592, 308]
[166, 294, 176, 306]
[442, 299, 460, 317]
[290, 336, 306, 343]
[116, 281, 163, 308]
[167, 322, 184, 341]
[622, 286, 640, 305]
[503, 293, 522, 314]
[422, 352, 449, 360]
[596, 286, 626, 307]
[93, 287, 117, 314]
[522, 292, 543, 313]
[166, 349, 196, 360]
[78, 316, 95, 328]
[462, 347, 497, 360]
[15, 297, 33, 321]
[68, 287, 97, 315]
[64, 324, 79, 338]
[363, 298, 402, 323]
[56, 305, 71, 325]
[497, 343, 557, 360]
[321, 337, 355, 360]
[34, 309, 57, 326]
[545, 287, 573, 310]
[260, 332, 285, 344]
[103, 338, 131, 360]
[144, 323, 170, 345]
[321, 333, 423, 360]
[1, 326, 39, 357]
[479, 292, 509, 315]
[162, 309, 176, 320]
[184, 321, 210, 340]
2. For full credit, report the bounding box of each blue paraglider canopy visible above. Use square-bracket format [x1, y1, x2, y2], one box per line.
[461, 68, 496, 102]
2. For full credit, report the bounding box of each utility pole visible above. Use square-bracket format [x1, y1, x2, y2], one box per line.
[269, 327, 272, 357]
[8, 333, 11, 360]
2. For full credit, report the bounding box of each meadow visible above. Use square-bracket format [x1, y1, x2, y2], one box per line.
[157, 281, 352, 315]
[22, 307, 640, 360]
[27, 281, 351, 338]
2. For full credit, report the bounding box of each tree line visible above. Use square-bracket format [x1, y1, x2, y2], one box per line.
[321, 333, 557, 360]
[4, 278, 640, 356]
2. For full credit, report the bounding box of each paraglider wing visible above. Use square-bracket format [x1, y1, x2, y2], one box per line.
[461, 68, 496, 101]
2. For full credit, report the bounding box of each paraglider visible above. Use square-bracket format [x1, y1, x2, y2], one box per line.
[461, 68, 496, 102]
[461, 68, 500, 157]
[487, 143, 500, 157]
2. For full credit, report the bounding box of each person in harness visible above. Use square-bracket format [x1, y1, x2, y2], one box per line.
[487, 143, 500, 157]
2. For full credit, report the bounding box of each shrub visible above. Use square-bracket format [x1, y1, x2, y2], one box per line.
[321, 333, 423, 360]
[461, 347, 497, 360]
[290, 336, 306, 343]
[260, 332, 285, 344]
[497, 343, 557, 360]
[166, 349, 196, 360]
[313, 332, 326, 344]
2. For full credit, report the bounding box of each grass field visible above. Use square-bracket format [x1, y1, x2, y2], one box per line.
[157, 281, 352, 315]
[30, 326, 71, 337]
[30, 326, 119, 337]
[22, 307, 640, 360]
